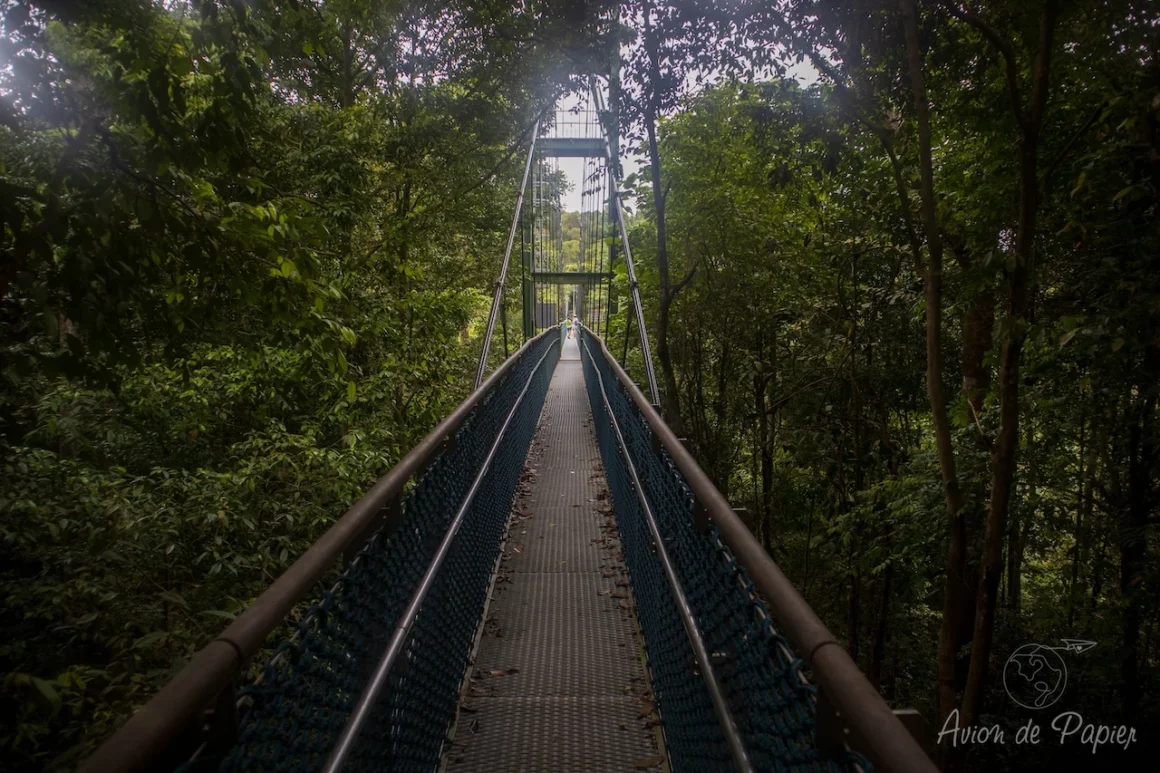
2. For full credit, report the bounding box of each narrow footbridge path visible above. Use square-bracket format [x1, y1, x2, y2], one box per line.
[83, 329, 935, 773]
[446, 336, 660, 771]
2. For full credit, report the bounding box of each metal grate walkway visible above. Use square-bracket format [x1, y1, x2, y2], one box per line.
[444, 336, 663, 772]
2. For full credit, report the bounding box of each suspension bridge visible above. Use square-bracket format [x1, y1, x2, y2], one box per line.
[80, 84, 936, 773]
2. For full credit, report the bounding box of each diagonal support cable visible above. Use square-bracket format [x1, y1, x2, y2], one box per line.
[591, 79, 660, 405]
[475, 120, 540, 389]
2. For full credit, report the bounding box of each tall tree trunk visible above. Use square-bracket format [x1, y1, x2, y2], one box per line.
[961, 1, 1059, 729]
[1007, 409, 1034, 612]
[754, 325, 775, 552]
[950, 237, 995, 417]
[761, 324, 778, 552]
[848, 562, 862, 665]
[871, 400, 900, 692]
[870, 559, 894, 690]
[341, 20, 354, 108]
[1068, 410, 1092, 627]
[1120, 343, 1158, 721]
[899, 0, 968, 727]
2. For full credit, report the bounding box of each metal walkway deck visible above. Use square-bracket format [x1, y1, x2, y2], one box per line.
[444, 336, 663, 772]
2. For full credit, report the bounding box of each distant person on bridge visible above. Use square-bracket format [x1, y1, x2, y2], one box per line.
[571, 315, 579, 338]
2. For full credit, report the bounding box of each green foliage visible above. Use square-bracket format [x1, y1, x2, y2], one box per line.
[610, 3, 1160, 768]
[0, 1, 595, 769]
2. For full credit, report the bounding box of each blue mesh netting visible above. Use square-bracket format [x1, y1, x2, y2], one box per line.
[207, 333, 559, 773]
[579, 330, 867, 773]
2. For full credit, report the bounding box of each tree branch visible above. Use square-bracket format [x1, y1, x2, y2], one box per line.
[671, 264, 696, 298]
[939, 1, 1027, 132]
[1040, 100, 1106, 192]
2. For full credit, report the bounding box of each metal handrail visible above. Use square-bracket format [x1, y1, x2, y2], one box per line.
[323, 336, 559, 772]
[581, 326, 937, 773]
[80, 329, 560, 773]
[580, 333, 754, 773]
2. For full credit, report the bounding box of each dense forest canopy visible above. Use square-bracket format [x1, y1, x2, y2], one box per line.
[2, 1, 1157, 771]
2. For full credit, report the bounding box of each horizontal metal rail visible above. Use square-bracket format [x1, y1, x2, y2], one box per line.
[580, 334, 753, 773]
[323, 337, 559, 772]
[81, 329, 560, 773]
[582, 327, 937, 773]
[530, 270, 612, 285]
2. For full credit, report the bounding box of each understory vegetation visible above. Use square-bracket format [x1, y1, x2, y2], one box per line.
[1, 1, 1157, 772]
[610, 2, 1158, 770]
[0, 1, 600, 767]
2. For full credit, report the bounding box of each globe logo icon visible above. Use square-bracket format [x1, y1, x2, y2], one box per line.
[1003, 643, 1068, 709]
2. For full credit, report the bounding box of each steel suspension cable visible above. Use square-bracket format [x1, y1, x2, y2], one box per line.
[536, 155, 543, 330]
[604, 152, 615, 342]
[591, 81, 659, 404]
[595, 157, 607, 332]
[474, 120, 540, 389]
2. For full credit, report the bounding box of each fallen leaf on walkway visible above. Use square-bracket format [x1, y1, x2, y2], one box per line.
[633, 756, 665, 768]
[619, 598, 632, 610]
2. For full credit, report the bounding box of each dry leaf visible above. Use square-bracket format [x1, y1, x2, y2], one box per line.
[633, 756, 665, 769]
